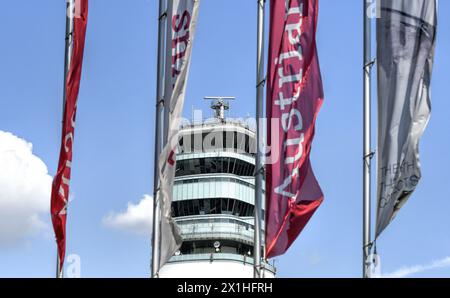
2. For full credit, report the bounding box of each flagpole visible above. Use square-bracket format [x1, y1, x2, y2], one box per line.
[56, 254, 62, 278]
[57, 0, 75, 279]
[151, 0, 167, 278]
[254, 0, 265, 279]
[363, 0, 373, 278]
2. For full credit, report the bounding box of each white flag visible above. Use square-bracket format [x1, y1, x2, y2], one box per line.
[376, 0, 437, 237]
[158, 0, 200, 270]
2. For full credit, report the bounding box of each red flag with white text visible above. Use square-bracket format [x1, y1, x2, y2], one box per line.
[50, 0, 88, 274]
[265, 0, 324, 258]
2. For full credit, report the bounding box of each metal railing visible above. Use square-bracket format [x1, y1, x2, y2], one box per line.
[180, 118, 254, 132]
[176, 216, 256, 245]
[167, 253, 276, 274]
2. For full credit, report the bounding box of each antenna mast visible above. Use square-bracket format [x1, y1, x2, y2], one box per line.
[204, 96, 235, 121]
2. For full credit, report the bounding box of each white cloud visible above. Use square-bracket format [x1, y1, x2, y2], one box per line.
[383, 256, 450, 278]
[0, 131, 52, 245]
[103, 195, 153, 236]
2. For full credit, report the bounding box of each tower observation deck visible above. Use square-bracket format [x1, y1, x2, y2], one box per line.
[159, 97, 276, 278]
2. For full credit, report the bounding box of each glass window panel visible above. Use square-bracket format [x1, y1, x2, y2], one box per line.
[182, 201, 188, 215]
[199, 199, 205, 215]
[205, 199, 211, 214]
[245, 134, 250, 153]
[188, 200, 194, 215]
[193, 181, 198, 198]
[227, 199, 233, 212]
[216, 198, 221, 214]
[187, 182, 192, 198]
[210, 199, 217, 214]
[221, 198, 227, 212]
[242, 203, 248, 216]
[234, 201, 241, 216]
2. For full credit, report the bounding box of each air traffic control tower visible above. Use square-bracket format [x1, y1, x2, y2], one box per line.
[159, 97, 276, 278]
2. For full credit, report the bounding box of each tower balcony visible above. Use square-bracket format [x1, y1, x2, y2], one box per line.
[173, 174, 265, 206]
[175, 215, 256, 245]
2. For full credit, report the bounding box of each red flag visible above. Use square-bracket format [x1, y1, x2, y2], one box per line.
[51, 0, 88, 274]
[265, 0, 324, 258]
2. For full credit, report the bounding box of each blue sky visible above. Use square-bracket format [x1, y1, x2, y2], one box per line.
[0, 0, 449, 278]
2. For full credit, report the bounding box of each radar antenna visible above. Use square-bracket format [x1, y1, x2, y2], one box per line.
[204, 96, 235, 121]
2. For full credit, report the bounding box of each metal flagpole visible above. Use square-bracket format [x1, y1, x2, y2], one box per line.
[57, 0, 75, 279]
[151, 0, 167, 278]
[56, 254, 61, 278]
[254, 0, 265, 279]
[362, 0, 373, 279]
